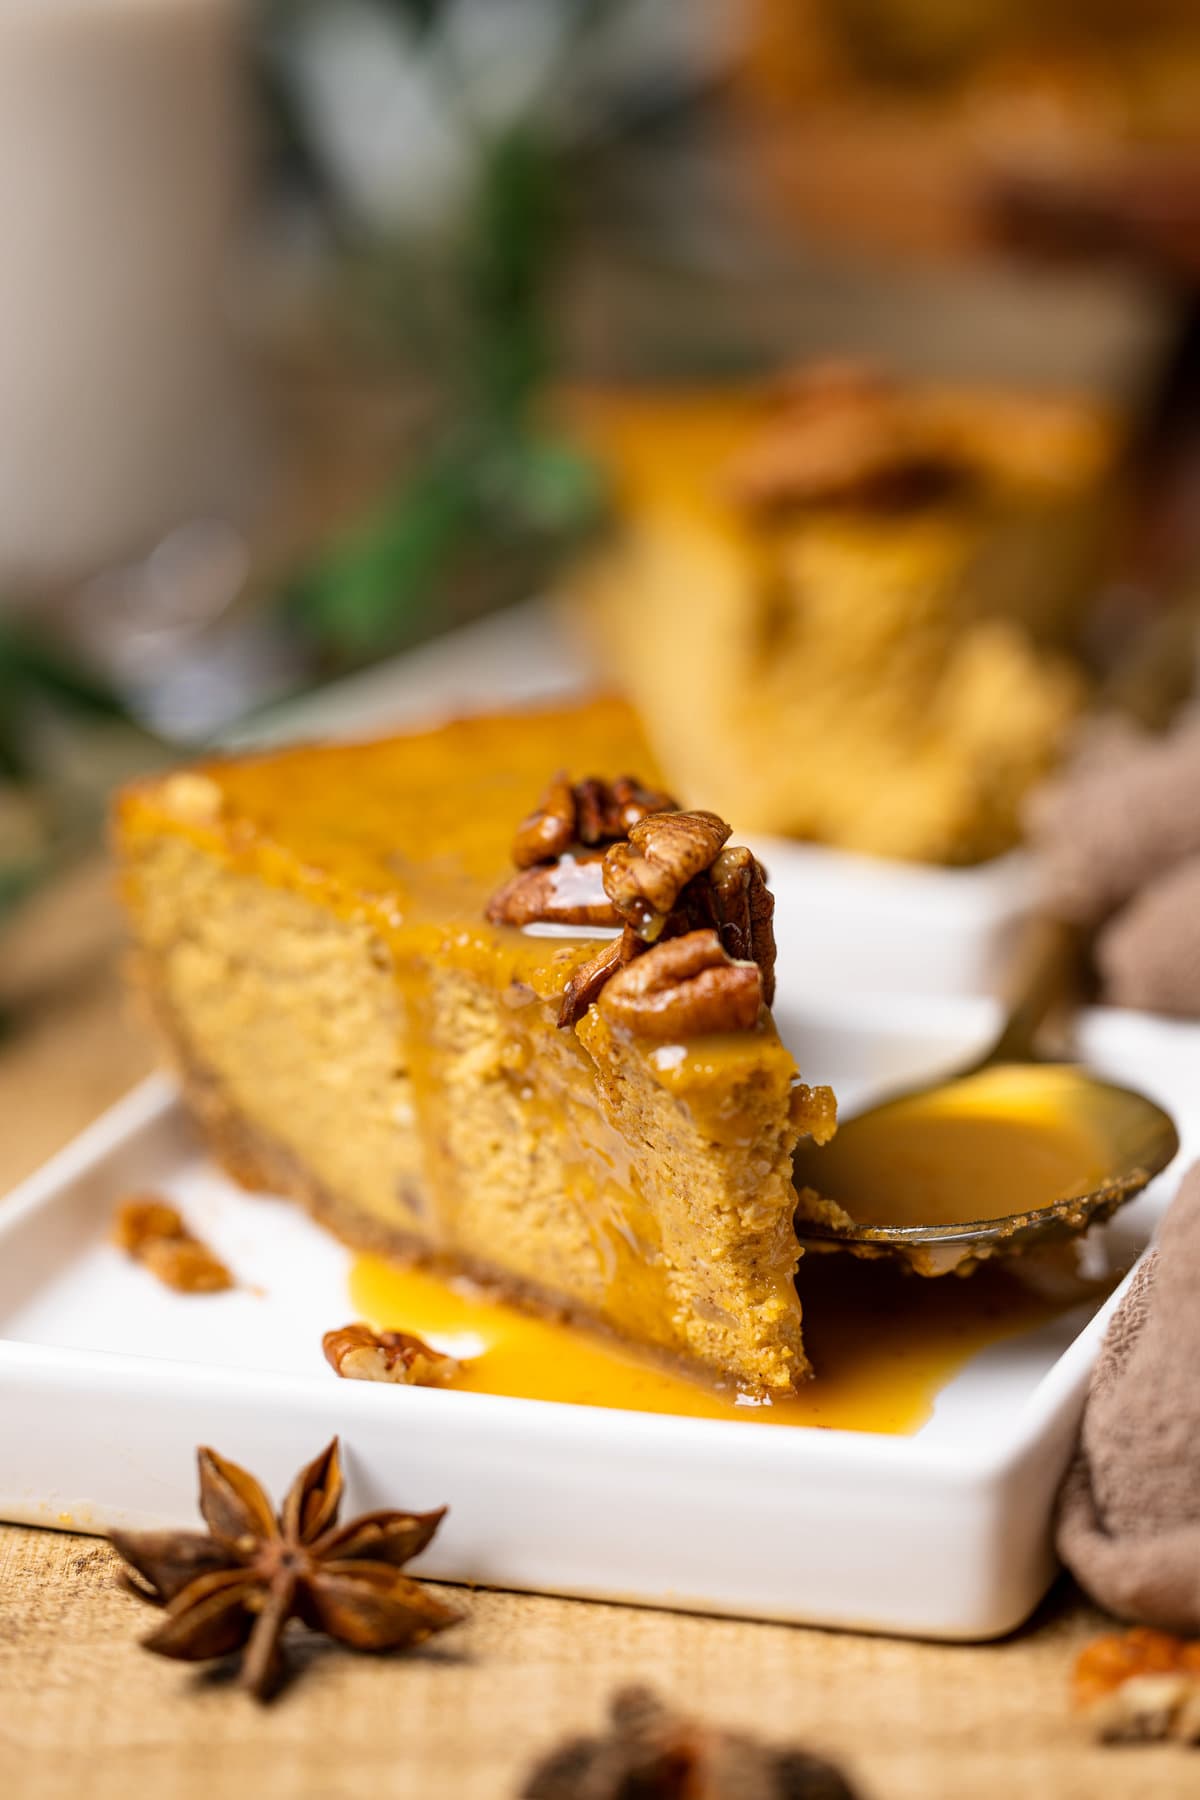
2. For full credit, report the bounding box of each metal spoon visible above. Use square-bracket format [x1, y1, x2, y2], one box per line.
[792, 916, 1180, 1275]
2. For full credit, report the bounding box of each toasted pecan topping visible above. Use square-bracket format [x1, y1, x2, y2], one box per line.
[323, 1322, 462, 1387]
[558, 928, 642, 1029]
[112, 1194, 233, 1294]
[708, 844, 777, 1005]
[512, 772, 677, 870]
[512, 770, 578, 869]
[597, 930, 763, 1039]
[725, 359, 969, 514]
[487, 854, 619, 929]
[771, 357, 891, 411]
[576, 774, 679, 845]
[492, 773, 776, 1029]
[603, 810, 732, 941]
[556, 814, 776, 1029]
[1074, 1628, 1200, 1743]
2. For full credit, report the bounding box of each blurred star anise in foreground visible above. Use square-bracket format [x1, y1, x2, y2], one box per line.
[521, 1685, 859, 1799]
[109, 1437, 462, 1700]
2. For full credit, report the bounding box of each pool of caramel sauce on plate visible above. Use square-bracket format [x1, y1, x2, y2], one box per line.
[349, 1248, 1108, 1435]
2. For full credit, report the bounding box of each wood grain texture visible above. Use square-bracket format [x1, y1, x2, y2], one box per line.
[1, 1529, 1196, 1800]
[1, 866, 1196, 1798]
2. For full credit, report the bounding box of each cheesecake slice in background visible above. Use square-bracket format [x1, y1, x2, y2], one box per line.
[564, 365, 1118, 865]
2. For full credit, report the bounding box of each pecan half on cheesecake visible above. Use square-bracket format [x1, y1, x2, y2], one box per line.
[114, 697, 835, 1395]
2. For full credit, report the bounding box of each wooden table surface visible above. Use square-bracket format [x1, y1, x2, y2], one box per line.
[0, 866, 1193, 1800]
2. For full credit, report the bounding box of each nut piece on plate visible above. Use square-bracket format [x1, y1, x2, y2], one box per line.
[111, 1194, 233, 1293]
[598, 929, 763, 1040]
[521, 1684, 860, 1799]
[323, 1322, 462, 1387]
[1073, 1628, 1200, 1743]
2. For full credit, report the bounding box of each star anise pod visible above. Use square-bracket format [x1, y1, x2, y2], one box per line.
[109, 1438, 462, 1700]
[521, 1686, 860, 1799]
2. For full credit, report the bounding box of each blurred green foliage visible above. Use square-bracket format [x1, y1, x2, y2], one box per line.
[283, 123, 606, 664]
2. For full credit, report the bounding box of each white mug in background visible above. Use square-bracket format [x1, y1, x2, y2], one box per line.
[0, 0, 254, 593]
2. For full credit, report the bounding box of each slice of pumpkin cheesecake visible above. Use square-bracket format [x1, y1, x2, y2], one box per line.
[113, 696, 835, 1396]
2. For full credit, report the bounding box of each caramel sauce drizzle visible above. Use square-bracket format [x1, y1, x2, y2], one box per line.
[349, 1251, 1105, 1434]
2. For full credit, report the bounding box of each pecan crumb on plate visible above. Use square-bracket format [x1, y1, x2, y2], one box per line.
[323, 1321, 463, 1387]
[112, 1193, 233, 1294]
[1074, 1628, 1200, 1744]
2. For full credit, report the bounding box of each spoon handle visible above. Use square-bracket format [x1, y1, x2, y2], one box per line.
[981, 914, 1085, 1068]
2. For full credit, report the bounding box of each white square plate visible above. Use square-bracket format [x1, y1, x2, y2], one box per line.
[2, 994, 1195, 1641]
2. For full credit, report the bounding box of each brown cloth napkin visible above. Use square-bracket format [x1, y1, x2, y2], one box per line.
[1026, 714, 1200, 1016]
[1057, 1162, 1200, 1631]
[1099, 854, 1200, 1016]
[1026, 714, 1200, 931]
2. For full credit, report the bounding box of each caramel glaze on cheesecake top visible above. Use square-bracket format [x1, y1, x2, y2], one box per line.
[114, 696, 836, 1397]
